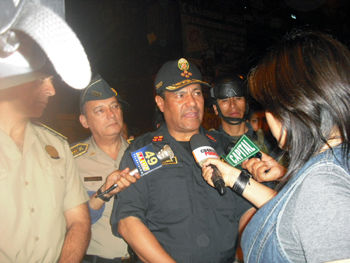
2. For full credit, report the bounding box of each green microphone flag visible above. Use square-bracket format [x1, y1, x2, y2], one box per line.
[225, 135, 260, 167]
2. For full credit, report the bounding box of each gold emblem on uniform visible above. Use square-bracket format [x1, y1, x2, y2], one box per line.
[45, 145, 60, 159]
[162, 156, 178, 165]
[178, 58, 192, 79]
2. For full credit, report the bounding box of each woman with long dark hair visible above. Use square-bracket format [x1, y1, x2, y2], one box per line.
[201, 30, 350, 262]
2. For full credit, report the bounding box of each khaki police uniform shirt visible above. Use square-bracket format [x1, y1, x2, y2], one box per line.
[72, 136, 129, 259]
[0, 122, 89, 263]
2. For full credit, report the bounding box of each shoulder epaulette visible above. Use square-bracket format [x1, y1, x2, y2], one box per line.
[70, 143, 89, 158]
[35, 122, 67, 140]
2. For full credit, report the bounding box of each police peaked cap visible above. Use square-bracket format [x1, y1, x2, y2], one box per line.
[154, 58, 210, 94]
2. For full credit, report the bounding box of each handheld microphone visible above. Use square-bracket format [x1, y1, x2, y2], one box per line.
[190, 134, 226, 195]
[224, 135, 261, 167]
[96, 144, 174, 197]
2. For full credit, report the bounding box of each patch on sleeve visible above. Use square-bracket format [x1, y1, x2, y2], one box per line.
[70, 143, 89, 158]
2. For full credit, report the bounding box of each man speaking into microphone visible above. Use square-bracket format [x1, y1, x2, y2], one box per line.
[110, 58, 251, 263]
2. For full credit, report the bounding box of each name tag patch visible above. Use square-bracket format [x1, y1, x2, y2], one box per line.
[84, 176, 103, 182]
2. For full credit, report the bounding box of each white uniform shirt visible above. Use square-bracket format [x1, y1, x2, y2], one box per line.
[0, 122, 88, 263]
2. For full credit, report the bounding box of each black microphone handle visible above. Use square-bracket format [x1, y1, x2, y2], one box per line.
[209, 164, 226, 195]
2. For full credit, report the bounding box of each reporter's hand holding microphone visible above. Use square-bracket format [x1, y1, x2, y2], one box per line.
[201, 158, 277, 209]
[202, 158, 241, 189]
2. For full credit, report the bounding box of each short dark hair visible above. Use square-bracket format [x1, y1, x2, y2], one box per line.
[248, 29, 350, 179]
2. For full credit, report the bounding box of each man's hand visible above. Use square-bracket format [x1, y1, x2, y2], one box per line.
[102, 167, 141, 198]
[201, 158, 241, 188]
[242, 152, 286, 182]
[89, 168, 141, 210]
[118, 216, 176, 263]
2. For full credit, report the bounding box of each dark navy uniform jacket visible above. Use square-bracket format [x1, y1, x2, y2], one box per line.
[110, 124, 251, 263]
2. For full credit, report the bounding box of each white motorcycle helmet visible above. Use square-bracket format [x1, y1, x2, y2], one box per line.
[0, 0, 91, 90]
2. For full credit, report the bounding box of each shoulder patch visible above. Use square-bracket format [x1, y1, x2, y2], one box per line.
[70, 143, 89, 158]
[35, 122, 67, 140]
[206, 133, 216, 142]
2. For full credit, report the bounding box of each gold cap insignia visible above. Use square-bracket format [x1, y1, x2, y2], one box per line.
[177, 58, 192, 79]
[91, 90, 102, 97]
[45, 145, 60, 159]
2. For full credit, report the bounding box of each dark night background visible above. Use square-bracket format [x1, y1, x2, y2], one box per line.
[40, 0, 350, 143]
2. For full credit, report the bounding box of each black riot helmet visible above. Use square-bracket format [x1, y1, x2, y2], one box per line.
[210, 75, 249, 125]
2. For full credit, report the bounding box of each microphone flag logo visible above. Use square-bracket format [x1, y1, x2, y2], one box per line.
[192, 146, 219, 165]
[225, 135, 260, 167]
[131, 144, 163, 176]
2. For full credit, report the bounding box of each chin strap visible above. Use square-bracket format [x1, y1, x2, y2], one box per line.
[215, 101, 246, 125]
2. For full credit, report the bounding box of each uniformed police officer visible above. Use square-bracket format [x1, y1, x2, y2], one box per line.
[110, 58, 252, 263]
[0, 1, 91, 262]
[71, 75, 140, 263]
[209, 75, 282, 161]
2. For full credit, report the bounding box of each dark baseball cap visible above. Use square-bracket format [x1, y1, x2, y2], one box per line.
[80, 74, 120, 112]
[154, 58, 210, 94]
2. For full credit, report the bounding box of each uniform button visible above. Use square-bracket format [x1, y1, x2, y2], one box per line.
[60, 176, 64, 179]
[30, 208, 35, 213]
[25, 181, 29, 186]
[35, 236, 39, 241]
[196, 233, 210, 247]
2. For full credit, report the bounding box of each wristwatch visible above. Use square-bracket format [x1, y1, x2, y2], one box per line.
[96, 187, 113, 202]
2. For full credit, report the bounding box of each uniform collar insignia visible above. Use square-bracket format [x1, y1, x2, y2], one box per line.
[127, 137, 135, 144]
[206, 133, 216, 142]
[152, 135, 164, 142]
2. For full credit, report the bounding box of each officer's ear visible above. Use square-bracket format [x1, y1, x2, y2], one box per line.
[155, 95, 165, 113]
[79, 114, 89, 129]
[213, 104, 219, 116]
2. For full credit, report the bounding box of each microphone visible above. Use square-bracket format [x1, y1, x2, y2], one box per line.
[224, 134, 260, 167]
[190, 134, 226, 195]
[96, 144, 174, 197]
